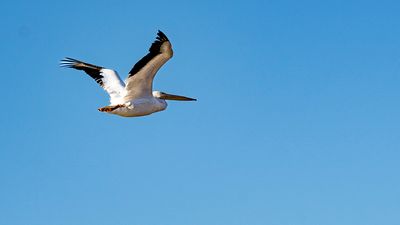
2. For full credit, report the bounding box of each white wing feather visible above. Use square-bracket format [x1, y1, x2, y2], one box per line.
[60, 58, 126, 105]
[99, 69, 126, 105]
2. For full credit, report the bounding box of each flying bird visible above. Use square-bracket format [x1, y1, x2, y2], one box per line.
[60, 30, 196, 117]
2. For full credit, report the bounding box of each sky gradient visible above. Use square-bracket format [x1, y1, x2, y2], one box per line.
[1, 0, 400, 224]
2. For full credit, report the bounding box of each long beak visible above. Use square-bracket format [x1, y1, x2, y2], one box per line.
[160, 92, 197, 101]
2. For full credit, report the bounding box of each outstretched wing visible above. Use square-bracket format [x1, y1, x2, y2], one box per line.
[124, 30, 173, 101]
[60, 57, 126, 105]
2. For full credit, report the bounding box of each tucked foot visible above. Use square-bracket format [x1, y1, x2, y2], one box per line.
[98, 104, 124, 112]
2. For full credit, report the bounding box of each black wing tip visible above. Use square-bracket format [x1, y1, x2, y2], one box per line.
[59, 57, 79, 67]
[156, 30, 169, 42]
[59, 57, 103, 70]
[60, 57, 75, 68]
[59, 57, 105, 86]
[60, 57, 78, 62]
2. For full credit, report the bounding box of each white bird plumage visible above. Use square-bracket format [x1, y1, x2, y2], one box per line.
[60, 30, 196, 117]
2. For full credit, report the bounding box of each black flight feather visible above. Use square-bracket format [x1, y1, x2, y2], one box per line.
[60, 57, 105, 86]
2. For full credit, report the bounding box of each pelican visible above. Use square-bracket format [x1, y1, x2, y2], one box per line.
[60, 30, 196, 117]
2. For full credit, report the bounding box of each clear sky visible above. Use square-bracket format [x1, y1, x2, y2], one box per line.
[1, 0, 400, 224]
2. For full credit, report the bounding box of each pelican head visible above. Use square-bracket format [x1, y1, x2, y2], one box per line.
[153, 91, 196, 101]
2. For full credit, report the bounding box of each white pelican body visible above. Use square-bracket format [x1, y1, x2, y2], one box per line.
[110, 95, 167, 117]
[60, 31, 196, 117]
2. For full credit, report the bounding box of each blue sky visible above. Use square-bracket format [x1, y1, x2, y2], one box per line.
[1, 0, 400, 224]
